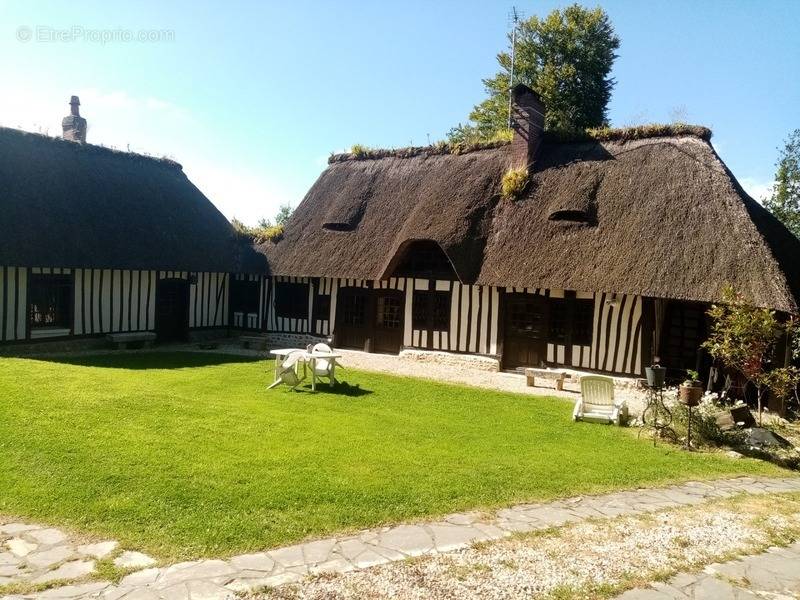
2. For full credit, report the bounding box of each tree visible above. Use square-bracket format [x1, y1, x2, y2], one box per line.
[764, 129, 800, 239]
[450, 4, 619, 142]
[702, 285, 799, 424]
[275, 203, 293, 226]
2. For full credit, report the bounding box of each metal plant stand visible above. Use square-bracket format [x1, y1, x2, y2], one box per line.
[685, 404, 694, 450]
[639, 384, 677, 446]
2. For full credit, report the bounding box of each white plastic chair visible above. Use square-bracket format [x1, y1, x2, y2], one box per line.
[311, 343, 338, 387]
[573, 376, 628, 425]
[268, 350, 304, 390]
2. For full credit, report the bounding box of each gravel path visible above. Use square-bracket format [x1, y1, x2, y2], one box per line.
[3, 477, 799, 600]
[261, 493, 800, 600]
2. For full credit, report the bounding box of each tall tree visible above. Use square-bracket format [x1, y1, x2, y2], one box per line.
[450, 4, 619, 143]
[764, 129, 800, 239]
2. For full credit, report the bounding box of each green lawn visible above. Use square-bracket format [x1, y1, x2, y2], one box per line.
[0, 352, 786, 561]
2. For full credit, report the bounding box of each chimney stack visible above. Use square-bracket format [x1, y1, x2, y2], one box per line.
[510, 84, 545, 171]
[62, 95, 87, 143]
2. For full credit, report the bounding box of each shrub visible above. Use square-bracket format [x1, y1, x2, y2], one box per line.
[350, 144, 370, 158]
[501, 166, 529, 200]
[231, 218, 284, 244]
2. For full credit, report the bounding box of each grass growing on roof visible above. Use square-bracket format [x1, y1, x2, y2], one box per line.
[0, 352, 786, 562]
[501, 166, 529, 199]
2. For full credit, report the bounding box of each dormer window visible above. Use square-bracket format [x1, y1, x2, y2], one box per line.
[548, 209, 594, 225]
[322, 222, 355, 232]
[391, 240, 456, 280]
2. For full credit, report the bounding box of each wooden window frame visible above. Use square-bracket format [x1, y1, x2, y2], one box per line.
[313, 293, 331, 323]
[546, 294, 594, 348]
[275, 281, 309, 320]
[412, 290, 451, 332]
[28, 273, 74, 331]
[230, 278, 260, 316]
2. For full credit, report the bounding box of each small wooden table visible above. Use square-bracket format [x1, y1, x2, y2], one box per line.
[269, 349, 342, 391]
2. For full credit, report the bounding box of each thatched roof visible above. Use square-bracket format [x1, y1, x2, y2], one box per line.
[0, 127, 265, 273]
[265, 129, 800, 313]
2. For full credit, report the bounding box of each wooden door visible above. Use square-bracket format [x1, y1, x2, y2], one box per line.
[503, 293, 548, 369]
[335, 287, 370, 350]
[155, 278, 189, 342]
[373, 290, 404, 354]
[659, 300, 707, 380]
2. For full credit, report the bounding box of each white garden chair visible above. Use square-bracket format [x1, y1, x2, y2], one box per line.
[267, 350, 304, 390]
[311, 343, 339, 387]
[573, 375, 628, 425]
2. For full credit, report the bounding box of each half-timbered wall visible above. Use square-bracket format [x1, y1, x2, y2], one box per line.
[74, 269, 156, 335]
[267, 277, 644, 376]
[266, 277, 501, 356]
[185, 272, 229, 329]
[0, 266, 28, 342]
[264, 276, 313, 333]
[508, 287, 643, 376]
[0, 266, 232, 343]
[231, 273, 269, 330]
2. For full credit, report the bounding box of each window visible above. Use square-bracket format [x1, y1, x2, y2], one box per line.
[508, 296, 547, 335]
[230, 279, 260, 315]
[313, 293, 331, 322]
[29, 274, 73, 330]
[376, 295, 403, 329]
[548, 299, 568, 343]
[573, 300, 594, 345]
[546, 296, 594, 347]
[275, 282, 309, 319]
[393, 241, 456, 279]
[412, 291, 451, 331]
[341, 293, 366, 326]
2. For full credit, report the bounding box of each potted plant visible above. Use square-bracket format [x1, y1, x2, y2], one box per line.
[679, 369, 703, 406]
[645, 363, 667, 388]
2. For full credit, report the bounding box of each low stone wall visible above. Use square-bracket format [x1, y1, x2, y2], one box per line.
[0, 336, 108, 356]
[399, 348, 500, 372]
[264, 332, 326, 351]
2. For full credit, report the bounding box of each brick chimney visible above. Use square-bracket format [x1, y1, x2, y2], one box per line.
[62, 95, 87, 143]
[510, 84, 545, 171]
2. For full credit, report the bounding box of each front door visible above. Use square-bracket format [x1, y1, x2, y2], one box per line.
[373, 291, 404, 354]
[335, 287, 405, 354]
[503, 293, 548, 370]
[336, 287, 370, 351]
[155, 278, 189, 342]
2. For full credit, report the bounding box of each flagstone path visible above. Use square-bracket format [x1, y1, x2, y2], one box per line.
[616, 541, 800, 599]
[2, 476, 799, 600]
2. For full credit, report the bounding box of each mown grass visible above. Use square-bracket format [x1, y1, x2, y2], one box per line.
[0, 352, 786, 561]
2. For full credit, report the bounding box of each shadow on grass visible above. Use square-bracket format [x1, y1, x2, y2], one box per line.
[27, 351, 263, 370]
[282, 381, 374, 397]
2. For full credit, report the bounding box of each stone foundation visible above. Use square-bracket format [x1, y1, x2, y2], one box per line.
[264, 331, 326, 351]
[0, 336, 108, 356]
[399, 348, 500, 372]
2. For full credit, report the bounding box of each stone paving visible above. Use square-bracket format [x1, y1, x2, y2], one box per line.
[617, 540, 800, 599]
[0, 523, 120, 587]
[3, 475, 799, 600]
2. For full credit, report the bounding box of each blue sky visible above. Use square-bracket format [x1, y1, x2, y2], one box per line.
[1, 0, 798, 224]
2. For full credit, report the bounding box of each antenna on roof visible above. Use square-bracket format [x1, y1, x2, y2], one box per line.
[507, 6, 523, 129]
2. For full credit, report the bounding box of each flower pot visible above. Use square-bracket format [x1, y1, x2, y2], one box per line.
[646, 366, 667, 388]
[679, 383, 703, 407]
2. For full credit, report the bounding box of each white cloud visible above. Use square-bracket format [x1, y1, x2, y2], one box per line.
[739, 177, 774, 204]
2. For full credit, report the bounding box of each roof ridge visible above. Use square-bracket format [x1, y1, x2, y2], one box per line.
[0, 125, 182, 169]
[328, 124, 712, 164]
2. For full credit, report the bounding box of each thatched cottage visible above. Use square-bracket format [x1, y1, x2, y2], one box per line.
[0, 97, 266, 348]
[258, 85, 800, 379]
[2, 89, 798, 382]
